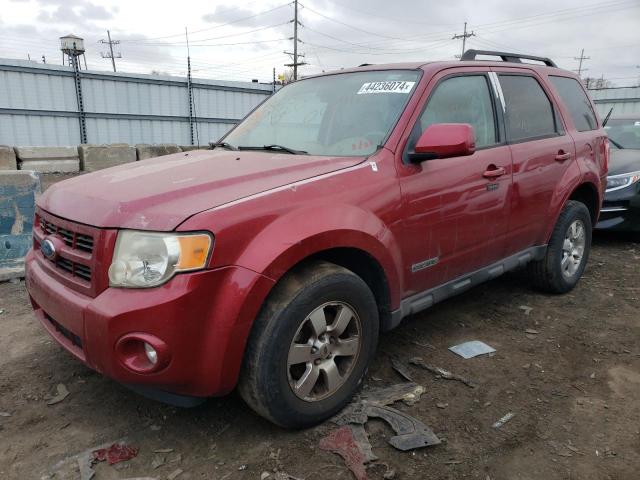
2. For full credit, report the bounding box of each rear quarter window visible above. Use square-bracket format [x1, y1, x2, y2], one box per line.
[549, 76, 598, 132]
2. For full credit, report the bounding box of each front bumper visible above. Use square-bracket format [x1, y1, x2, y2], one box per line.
[595, 184, 640, 231]
[25, 249, 274, 398]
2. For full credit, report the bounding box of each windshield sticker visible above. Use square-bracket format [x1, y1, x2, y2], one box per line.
[357, 81, 415, 95]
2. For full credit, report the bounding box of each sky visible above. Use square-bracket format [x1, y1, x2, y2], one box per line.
[0, 0, 638, 86]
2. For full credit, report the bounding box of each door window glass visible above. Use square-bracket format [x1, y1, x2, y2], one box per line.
[498, 75, 557, 141]
[413, 75, 497, 150]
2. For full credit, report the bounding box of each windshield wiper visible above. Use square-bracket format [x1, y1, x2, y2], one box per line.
[237, 144, 307, 155]
[210, 141, 238, 151]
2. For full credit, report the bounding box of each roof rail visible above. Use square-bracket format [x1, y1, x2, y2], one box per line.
[460, 49, 557, 68]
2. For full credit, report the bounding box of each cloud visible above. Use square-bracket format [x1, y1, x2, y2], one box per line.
[202, 3, 291, 28]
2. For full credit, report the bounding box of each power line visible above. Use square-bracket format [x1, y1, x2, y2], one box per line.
[452, 22, 475, 57]
[100, 30, 121, 72]
[574, 48, 590, 76]
[120, 2, 294, 43]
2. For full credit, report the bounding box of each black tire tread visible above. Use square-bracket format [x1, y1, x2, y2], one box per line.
[527, 200, 592, 293]
[238, 260, 374, 427]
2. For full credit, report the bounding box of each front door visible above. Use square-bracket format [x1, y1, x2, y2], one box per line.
[396, 70, 512, 296]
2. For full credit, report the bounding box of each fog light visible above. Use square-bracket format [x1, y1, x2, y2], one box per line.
[144, 343, 158, 365]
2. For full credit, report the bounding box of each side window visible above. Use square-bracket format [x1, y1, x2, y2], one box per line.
[549, 76, 598, 132]
[498, 75, 557, 142]
[412, 75, 497, 150]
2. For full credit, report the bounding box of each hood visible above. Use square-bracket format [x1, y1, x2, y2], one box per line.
[608, 148, 640, 176]
[39, 149, 362, 230]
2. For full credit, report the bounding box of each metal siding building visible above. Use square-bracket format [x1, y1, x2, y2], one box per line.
[589, 86, 640, 117]
[0, 59, 273, 147]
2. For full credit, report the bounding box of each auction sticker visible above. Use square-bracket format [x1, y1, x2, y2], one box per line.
[357, 81, 415, 94]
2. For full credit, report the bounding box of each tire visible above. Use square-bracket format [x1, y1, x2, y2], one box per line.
[528, 200, 592, 293]
[238, 261, 379, 428]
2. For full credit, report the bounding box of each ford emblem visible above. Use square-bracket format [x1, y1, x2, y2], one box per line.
[41, 238, 57, 260]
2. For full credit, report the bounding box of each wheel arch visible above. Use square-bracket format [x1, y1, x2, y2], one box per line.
[568, 181, 600, 225]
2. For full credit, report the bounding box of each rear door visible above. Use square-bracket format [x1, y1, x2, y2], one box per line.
[492, 67, 576, 252]
[396, 68, 513, 294]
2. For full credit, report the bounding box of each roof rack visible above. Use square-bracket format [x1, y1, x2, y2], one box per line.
[460, 49, 557, 68]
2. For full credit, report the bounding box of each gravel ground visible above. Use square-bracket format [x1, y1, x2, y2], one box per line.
[0, 229, 638, 480]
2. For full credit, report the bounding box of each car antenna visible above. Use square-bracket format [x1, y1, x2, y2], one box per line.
[602, 107, 614, 127]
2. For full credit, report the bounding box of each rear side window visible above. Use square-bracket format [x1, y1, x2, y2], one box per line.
[499, 75, 557, 142]
[549, 76, 598, 131]
[414, 75, 497, 149]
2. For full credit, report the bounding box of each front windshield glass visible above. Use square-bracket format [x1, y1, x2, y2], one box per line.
[605, 118, 640, 149]
[223, 70, 421, 156]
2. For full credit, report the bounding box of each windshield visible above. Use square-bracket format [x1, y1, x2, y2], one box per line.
[604, 118, 640, 149]
[223, 70, 421, 156]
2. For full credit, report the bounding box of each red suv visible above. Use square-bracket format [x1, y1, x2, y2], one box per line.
[26, 50, 608, 428]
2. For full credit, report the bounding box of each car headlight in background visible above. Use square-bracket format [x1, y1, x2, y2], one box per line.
[108, 231, 213, 288]
[606, 171, 640, 193]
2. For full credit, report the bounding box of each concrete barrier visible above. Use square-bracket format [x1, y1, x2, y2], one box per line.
[15, 146, 80, 173]
[0, 146, 17, 170]
[79, 144, 137, 172]
[180, 145, 205, 152]
[0, 170, 41, 280]
[136, 144, 181, 160]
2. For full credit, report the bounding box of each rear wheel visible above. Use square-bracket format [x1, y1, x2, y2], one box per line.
[238, 261, 379, 428]
[528, 200, 592, 293]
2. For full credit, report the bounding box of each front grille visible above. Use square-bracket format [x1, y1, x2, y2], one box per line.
[37, 216, 94, 284]
[40, 218, 94, 254]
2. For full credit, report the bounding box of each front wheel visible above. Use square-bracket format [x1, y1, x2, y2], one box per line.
[238, 261, 379, 428]
[527, 200, 592, 293]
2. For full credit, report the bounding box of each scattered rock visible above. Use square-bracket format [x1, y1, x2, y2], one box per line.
[492, 413, 515, 429]
[151, 455, 165, 469]
[519, 305, 533, 315]
[436, 403, 448, 409]
[46, 384, 70, 405]
[167, 469, 183, 480]
[525, 329, 540, 335]
[0, 412, 11, 417]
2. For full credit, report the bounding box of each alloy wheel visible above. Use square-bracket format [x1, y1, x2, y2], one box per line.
[287, 301, 362, 402]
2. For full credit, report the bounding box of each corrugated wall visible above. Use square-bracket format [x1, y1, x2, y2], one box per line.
[0, 59, 273, 147]
[589, 86, 640, 117]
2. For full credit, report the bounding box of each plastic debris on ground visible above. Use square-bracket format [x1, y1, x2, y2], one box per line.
[492, 412, 515, 428]
[390, 356, 414, 382]
[449, 340, 496, 359]
[358, 382, 425, 407]
[46, 383, 70, 405]
[319, 425, 377, 480]
[409, 357, 479, 388]
[336, 402, 442, 451]
[92, 443, 139, 465]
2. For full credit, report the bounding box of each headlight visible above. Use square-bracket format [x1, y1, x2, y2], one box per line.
[108, 230, 213, 288]
[606, 171, 640, 192]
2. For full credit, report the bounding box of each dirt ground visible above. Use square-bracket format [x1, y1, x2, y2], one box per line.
[1, 194, 639, 479]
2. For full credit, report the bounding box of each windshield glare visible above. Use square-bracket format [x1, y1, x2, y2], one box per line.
[224, 70, 421, 156]
[605, 119, 640, 149]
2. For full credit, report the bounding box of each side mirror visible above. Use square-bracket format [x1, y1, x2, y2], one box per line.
[408, 123, 476, 163]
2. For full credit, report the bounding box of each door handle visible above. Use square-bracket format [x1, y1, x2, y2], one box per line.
[483, 166, 506, 178]
[555, 151, 572, 161]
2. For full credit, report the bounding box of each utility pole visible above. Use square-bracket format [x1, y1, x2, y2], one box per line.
[185, 27, 196, 146]
[574, 48, 590, 77]
[100, 30, 121, 72]
[284, 0, 306, 81]
[452, 22, 475, 57]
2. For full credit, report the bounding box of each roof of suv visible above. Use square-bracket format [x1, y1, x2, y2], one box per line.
[305, 50, 573, 79]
